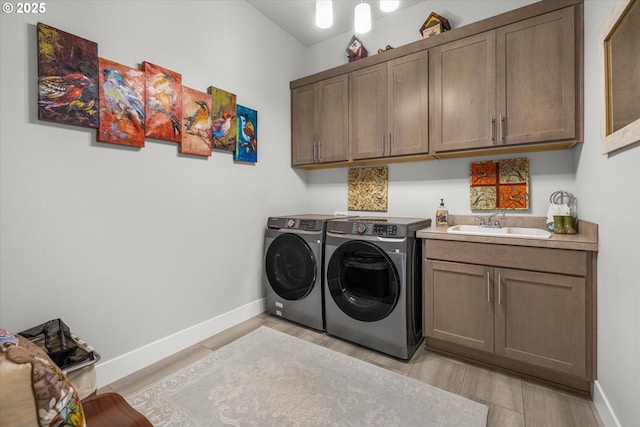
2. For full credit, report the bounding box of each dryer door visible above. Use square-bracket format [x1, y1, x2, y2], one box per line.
[265, 233, 317, 300]
[326, 241, 400, 322]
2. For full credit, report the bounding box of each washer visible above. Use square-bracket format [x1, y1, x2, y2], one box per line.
[324, 217, 431, 359]
[263, 214, 348, 331]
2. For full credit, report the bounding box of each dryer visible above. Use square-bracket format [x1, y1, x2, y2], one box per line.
[323, 217, 431, 359]
[263, 214, 346, 331]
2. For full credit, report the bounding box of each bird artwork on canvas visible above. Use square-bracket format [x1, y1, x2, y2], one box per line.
[101, 67, 144, 130]
[37, 23, 99, 128]
[97, 58, 145, 147]
[235, 105, 258, 163]
[39, 73, 97, 118]
[146, 72, 181, 140]
[207, 86, 237, 152]
[181, 86, 213, 157]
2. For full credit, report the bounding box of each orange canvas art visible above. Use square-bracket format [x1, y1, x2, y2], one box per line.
[180, 86, 213, 157]
[470, 158, 529, 210]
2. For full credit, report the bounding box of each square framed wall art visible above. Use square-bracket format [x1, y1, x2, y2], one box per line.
[470, 158, 529, 210]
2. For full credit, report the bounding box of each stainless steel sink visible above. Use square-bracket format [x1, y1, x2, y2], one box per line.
[447, 224, 552, 239]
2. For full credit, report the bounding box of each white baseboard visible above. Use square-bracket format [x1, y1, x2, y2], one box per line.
[95, 298, 266, 388]
[593, 380, 622, 427]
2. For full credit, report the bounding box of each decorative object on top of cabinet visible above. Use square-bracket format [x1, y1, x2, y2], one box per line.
[208, 86, 237, 152]
[377, 45, 394, 54]
[347, 35, 368, 62]
[97, 58, 145, 147]
[470, 158, 529, 210]
[180, 86, 213, 157]
[235, 105, 258, 163]
[347, 166, 388, 211]
[600, 0, 640, 155]
[37, 23, 99, 129]
[143, 61, 182, 143]
[419, 11, 451, 39]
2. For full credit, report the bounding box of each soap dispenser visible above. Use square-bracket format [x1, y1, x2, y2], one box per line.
[436, 199, 449, 227]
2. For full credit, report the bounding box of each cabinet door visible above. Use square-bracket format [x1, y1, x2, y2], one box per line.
[388, 51, 429, 156]
[430, 31, 497, 153]
[424, 260, 494, 352]
[317, 74, 349, 163]
[350, 63, 387, 159]
[496, 7, 576, 145]
[291, 84, 316, 166]
[494, 268, 586, 377]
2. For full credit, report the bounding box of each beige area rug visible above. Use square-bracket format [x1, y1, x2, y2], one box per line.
[126, 326, 488, 426]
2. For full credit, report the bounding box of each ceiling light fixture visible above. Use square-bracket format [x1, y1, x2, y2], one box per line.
[379, 0, 399, 12]
[315, 0, 333, 29]
[354, 1, 372, 34]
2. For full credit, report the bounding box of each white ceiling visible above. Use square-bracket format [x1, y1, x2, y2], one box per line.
[246, 0, 424, 47]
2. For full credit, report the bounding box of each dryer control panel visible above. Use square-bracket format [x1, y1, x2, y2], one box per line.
[267, 217, 323, 231]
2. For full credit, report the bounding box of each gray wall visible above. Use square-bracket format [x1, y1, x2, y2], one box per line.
[0, 0, 310, 382]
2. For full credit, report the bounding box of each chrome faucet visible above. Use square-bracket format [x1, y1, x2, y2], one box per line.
[475, 211, 506, 228]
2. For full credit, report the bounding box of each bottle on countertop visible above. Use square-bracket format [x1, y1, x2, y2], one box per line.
[436, 199, 449, 227]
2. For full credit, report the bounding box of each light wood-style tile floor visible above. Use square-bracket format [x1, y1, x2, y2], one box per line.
[101, 313, 603, 427]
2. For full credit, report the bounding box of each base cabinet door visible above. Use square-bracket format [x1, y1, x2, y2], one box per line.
[494, 267, 586, 377]
[424, 260, 494, 352]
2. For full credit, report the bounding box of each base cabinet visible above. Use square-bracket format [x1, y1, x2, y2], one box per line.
[423, 239, 594, 390]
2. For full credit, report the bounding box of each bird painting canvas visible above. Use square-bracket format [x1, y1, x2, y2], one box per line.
[235, 105, 258, 163]
[37, 23, 99, 128]
[142, 62, 182, 143]
[97, 58, 145, 147]
[207, 86, 237, 152]
[181, 87, 213, 157]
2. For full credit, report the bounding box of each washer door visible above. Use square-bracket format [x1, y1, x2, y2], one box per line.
[265, 233, 317, 301]
[326, 241, 400, 322]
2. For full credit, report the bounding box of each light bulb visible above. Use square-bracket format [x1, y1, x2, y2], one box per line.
[354, 2, 371, 34]
[316, 0, 333, 29]
[380, 0, 399, 12]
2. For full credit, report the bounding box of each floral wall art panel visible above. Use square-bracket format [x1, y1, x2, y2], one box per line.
[235, 105, 257, 163]
[37, 22, 99, 128]
[97, 58, 145, 147]
[143, 62, 182, 142]
[207, 86, 237, 152]
[348, 167, 388, 211]
[470, 158, 529, 210]
[181, 86, 213, 157]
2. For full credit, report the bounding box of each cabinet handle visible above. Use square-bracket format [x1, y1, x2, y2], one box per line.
[487, 271, 491, 303]
[313, 143, 317, 162]
[498, 273, 502, 304]
[491, 117, 496, 145]
[317, 142, 322, 162]
[499, 114, 506, 144]
[382, 133, 386, 154]
[388, 133, 392, 155]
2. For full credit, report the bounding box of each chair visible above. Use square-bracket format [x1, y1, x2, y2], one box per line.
[0, 333, 151, 426]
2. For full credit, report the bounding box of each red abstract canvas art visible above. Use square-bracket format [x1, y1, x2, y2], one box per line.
[97, 58, 145, 147]
[143, 62, 182, 142]
[181, 87, 213, 157]
[37, 23, 99, 128]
